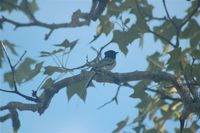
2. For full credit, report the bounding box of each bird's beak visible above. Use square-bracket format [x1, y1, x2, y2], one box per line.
[115, 52, 119, 54]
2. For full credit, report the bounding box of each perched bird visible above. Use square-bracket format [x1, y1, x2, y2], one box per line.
[92, 50, 118, 71]
[89, 0, 110, 21]
[85, 50, 118, 88]
[84, 50, 118, 88]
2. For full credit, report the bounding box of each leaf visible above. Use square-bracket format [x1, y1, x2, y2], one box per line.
[44, 66, 67, 76]
[41, 78, 54, 89]
[130, 80, 150, 99]
[163, 44, 173, 54]
[28, 0, 38, 14]
[40, 49, 64, 57]
[181, 19, 200, 48]
[54, 39, 78, 51]
[147, 52, 164, 71]
[4, 40, 18, 55]
[167, 48, 186, 72]
[98, 15, 114, 35]
[107, 0, 131, 18]
[153, 17, 182, 44]
[0, 40, 18, 68]
[29, 61, 44, 78]
[19, 0, 39, 20]
[192, 49, 200, 59]
[112, 117, 129, 133]
[4, 58, 37, 87]
[67, 71, 95, 101]
[0, 0, 18, 13]
[113, 24, 139, 55]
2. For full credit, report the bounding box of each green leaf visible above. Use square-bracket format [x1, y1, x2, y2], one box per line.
[4, 58, 37, 87]
[44, 66, 67, 76]
[167, 48, 184, 72]
[19, 0, 39, 20]
[29, 61, 44, 78]
[192, 49, 200, 59]
[130, 80, 150, 99]
[40, 49, 64, 57]
[147, 52, 164, 71]
[154, 17, 182, 44]
[107, 0, 132, 18]
[0, 40, 17, 67]
[181, 19, 200, 48]
[28, 0, 38, 14]
[67, 71, 95, 101]
[113, 24, 139, 55]
[54, 39, 78, 51]
[98, 15, 114, 35]
[112, 117, 129, 133]
[4, 40, 18, 55]
[41, 78, 54, 89]
[0, 0, 18, 13]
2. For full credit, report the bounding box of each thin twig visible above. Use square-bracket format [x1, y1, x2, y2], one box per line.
[135, 0, 176, 48]
[148, 30, 176, 47]
[97, 84, 122, 110]
[146, 87, 181, 101]
[162, 0, 178, 30]
[0, 6, 91, 39]
[0, 41, 39, 103]
[0, 88, 15, 93]
[68, 39, 113, 71]
[180, 1, 200, 29]
[13, 51, 27, 68]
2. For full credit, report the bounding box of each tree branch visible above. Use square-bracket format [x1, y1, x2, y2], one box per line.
[0, 9, 91, 40]
[135, 0, 176, 48]
[0, 41, 39, 102]
[97, 84, 122, 109]
[0, 113, 11, 122]
[1, 70, 198, 132]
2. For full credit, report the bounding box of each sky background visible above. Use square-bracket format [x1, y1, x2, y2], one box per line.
[0, 0, 190, 133]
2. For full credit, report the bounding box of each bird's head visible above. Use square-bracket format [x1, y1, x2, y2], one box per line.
[104, 50, 118, 59]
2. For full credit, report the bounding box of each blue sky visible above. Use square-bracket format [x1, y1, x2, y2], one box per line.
[0, 0, 190, 133]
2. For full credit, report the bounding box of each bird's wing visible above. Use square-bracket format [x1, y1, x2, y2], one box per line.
[92, 58, 114, 69]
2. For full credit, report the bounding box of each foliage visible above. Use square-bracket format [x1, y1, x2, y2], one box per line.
[0, 0, 200, 133]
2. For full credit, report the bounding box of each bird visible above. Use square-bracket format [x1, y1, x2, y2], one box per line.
[92, 50, 118, 71]
[89, 0, 110, 21]
[84, 50, 118, 88]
